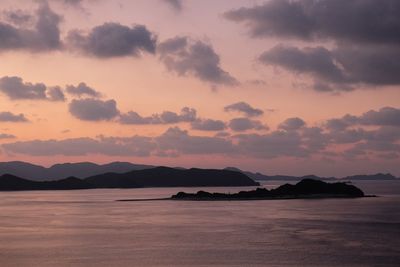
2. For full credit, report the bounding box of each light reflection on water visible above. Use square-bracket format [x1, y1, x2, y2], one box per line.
[0, 181, 399, 266]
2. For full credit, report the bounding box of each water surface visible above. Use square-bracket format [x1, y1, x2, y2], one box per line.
[0, 181, 399, 266]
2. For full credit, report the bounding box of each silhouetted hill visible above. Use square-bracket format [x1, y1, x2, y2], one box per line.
[0, 174, 92, 191]
[85, 167, 259, 188]
[0, 161, 153, 181]
[224, 167, 397, 181]
[342, 173, 397, 180]
[171, 179, 365, 200]
[0, 167, 259, 191]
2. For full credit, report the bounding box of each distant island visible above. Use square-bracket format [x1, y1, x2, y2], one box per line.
[224, 167, 398, 181]
[0, 167, 259, 191]
[170, 179, 367, 201]
[0, 161, 397, 182]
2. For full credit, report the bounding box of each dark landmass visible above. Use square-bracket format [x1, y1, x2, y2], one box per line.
[0, 161, 396, 182]
[0, 161, 153, 181]
[341, 173, 397, 180]
[0, 167, 259, 191]
[224, 167, 398, 181]
[0, 174, 92, 191]
[171, 179, 367, 201]
[85, 167, 259, 188]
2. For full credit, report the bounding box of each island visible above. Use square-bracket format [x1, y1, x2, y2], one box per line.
[170, 179, 367, 200]
[0, 166, 259, 191]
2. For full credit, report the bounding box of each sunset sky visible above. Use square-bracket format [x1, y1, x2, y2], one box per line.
[0, 0, 399, 176]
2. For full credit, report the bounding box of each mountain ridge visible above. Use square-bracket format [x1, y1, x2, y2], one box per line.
[0, 166, 259, 191]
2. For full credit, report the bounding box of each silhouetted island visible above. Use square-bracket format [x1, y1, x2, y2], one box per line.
[170, 179, 366, 200]
[0, 167, 259, 191]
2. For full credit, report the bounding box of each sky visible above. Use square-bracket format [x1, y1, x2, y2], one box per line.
[0, 0, 399, 176]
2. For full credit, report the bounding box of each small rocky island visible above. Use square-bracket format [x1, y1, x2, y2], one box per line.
[171, 179, 366, 200]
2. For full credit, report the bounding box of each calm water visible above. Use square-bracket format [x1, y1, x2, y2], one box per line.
[0, 181, 399, 267]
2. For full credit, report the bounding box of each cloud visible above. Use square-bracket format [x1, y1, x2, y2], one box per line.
[2, 107, 399, 160]
[224, 101, 263, 117]
[69, 98, 120, 121]
[224, 0, 400, 44]
[325, 115, 358, 131]
[2, 136, 156, 157]
[228, 118, 267, 132]
[0, 111, 28, 122]
[67, 22, 157, 58]
[0, 1, 61, 52]
[163, 0, 183, 11]
[119, 107, 197, 125]
[333, 45, 400, 86]
[234, 130, 308, 158]
[326, 107, 400, 130]
[47, 86, 66, 101]
[260, 45, 346, 85]
[2, 9, 33, 26]
[226, 1, 400, 92]
[0, 76, 65, 101]
[2, 127, 233, 156]
[66, 82, 101, 98]
[278, 117, 306, 131]
[259, 44, 400, 91]
[158, 36, 238, 86]
[359, 107, 400, 126]
[0, 133, 16, 139]
[191, 119, 226, 131]
[156, 127, 234, 155]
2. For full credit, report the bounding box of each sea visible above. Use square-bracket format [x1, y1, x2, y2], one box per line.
[0, 180, 399, 267]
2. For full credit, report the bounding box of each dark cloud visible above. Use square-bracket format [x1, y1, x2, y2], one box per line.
[228, 118, 267, 132]
[326, 107, 400, 130]
[66, 82, 101, 98]
[119, 107, 196, 125]
[0, 111, 28, 122]
[2, 108, 399, 160]
[156, 127, 234, 155]
[325, 115, 358, 131]
[191, 119, 226, 131]
[0, 1, 61, 52]
[260, 44, 400, 91]
[278, 117, 306, 131]
[61, 0, 84, 6]
[0, 76, 46, 100]
[67, 22, 157, 58]
[224, 101, 263, 117]
[234, 130, 308, 158]
[163, 0, 183, 11]
[1, 136, 156, 157]
[334, 45, 400, 86]
[158, 36, 238, 86]
[2, 127, 233, 157]
[0, 76, 65, 101]
[0, 133, 16, 139]
[69, 98, 120, 121]
[301, 127, 329, 151]
[224, 0, 400, 44]
[2, 9, 33, 26]
[260, 45, 346, 84]
[226, 1, 400, 92]
[359, 107, 400, 127]
[47, 86, 66, 101]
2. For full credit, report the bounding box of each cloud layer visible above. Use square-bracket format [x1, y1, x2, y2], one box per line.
[226, 0, 400, 92]
[2, 106, 399, 162]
